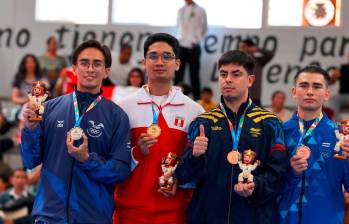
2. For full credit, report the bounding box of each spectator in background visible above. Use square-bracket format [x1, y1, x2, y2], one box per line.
[265, 90, 292, 122]
[39, 36, 67, 97]
[175, 0, 207, 100]
[177, 82, 192, 96]
[0, 168, 35, 224]
[12, 54, 45, 106]
[112, 67, 145, 103]
[328, 52, 349, 120]
[0, 175, 9, 194]
[109, 44, 137, 86]
[239, 38, 274, 105]
[197, 87, 217, 112]
[126, 67, 145, 88]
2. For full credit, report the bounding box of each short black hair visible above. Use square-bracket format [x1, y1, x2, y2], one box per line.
[143, 33, 179, 58]
[120, 43, 132, 51]
[218, 50, 255, 75]
[46, 36, 56, 45]
[271, 90, 286, 100]
[240, 38, 255, 47]
[294, 65, 331, 86]
[72, 40, 112, 68]
[201, 87, 213, 95]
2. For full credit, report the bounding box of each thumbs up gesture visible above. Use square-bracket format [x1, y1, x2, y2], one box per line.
[193, 124, 208, 158]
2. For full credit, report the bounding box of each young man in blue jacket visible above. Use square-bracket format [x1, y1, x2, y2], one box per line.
[21, 40, 131, 224]
[176, 50, 288, 224]
[278, 65, 349, 224]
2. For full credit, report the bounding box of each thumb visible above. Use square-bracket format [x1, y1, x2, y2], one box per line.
[199, 124, 206, 137]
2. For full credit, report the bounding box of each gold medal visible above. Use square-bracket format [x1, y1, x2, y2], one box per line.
[147, 124, 161, 138]
[70, 127, 84, 141]
[227, 150, 240, 165]
[296, 145, 311, 160]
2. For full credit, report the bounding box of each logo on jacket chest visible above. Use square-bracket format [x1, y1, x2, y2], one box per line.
[86, 120, 105, 138]
[57, 120, 64, 128]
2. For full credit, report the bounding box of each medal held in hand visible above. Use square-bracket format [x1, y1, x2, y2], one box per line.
[296, 145, 311, 160]
[334, 120, 349, 159]
[70, 127, 84, 141]
[148, 103, 162, 138]
[147, 124, 161, 138]
[28, 81, 49, 122]
[227, 150, 240, 165]
[70, 91, 102, 141]
[159, 152, 179, 193]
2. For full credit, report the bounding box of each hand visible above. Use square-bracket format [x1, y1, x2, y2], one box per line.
[66, 133, 89, 163]
[138, 133, 157, 156]
[158, 179, 177, 197]
[341, 136, 349, 158]
[22, 102, 39, 129]
[234, 182, 255, 197]
[290, 154, 308, 175]
[192, 125, 208, 158]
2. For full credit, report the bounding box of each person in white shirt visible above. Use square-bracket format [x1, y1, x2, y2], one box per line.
[265, 90, 293, 122]
[109, 44, 137, 86]
[175, 0, 207, 100]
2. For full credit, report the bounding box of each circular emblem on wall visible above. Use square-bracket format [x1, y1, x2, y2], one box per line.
[304, 0, 335, 26]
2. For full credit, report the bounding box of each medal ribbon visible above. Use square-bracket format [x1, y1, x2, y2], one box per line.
[73, 91, 102, 127]
[151, 103, 162, 125]
[219, 99, 252, 151]
[297, 112, 323, 147]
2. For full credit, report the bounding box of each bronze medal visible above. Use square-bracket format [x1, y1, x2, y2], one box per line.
[227, 150, 240, 165]
[296, 145, 311, 160]
[147, 124, 161, 138]
[70, 127, 84, 141]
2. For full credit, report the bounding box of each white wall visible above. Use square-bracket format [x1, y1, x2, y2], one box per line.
[1, 0, 349, 106]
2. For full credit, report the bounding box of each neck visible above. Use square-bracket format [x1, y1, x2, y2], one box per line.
[14, 187, 25, 196]
[77, 86, 100, 95]
[297, 107, 322, 121]
[272, 105, 282, 113]
[26, 73, 35, 79]
[148, 82, 171, 96]
[223, 93, 248, 113]
[47, 51, 57, 58]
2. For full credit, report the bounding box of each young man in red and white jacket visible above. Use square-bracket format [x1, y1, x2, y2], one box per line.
[114, 33, 204, 224]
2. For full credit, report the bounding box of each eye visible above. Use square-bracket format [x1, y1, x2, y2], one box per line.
[162, 53, 175, 61]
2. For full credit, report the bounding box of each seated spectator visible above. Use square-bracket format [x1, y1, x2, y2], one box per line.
[126, 67, 145, 88]
[0, 102, 14, 157]
[112, 67, 145, 103]
[12, 54, 46, 106]
[0, 169, 35, 224]
[265, 90, 292, 122]
[177, 82, 192, 96]
[197, 87, 217, 112]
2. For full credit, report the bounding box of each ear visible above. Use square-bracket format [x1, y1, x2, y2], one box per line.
[175, 59, 181, 71]
[141, 58, 146, 66]
[324, 88, 330, 102]
[72, 65, 77, 74]
[248, 75, 256, 88]
[103, 68, 110, 79]
[291, 87, 296, 99]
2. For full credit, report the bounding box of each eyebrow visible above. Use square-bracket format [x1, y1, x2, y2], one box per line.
[298, 81, 324, 86]
[79, 58, 103, 62]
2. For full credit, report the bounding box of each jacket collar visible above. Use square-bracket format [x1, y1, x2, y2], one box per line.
[136, 85, 185, 108]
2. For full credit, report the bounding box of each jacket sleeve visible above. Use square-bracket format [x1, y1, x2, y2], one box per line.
[176, 118, 209, 183]
[20, 124, 44, 169]
[79, 111, 131, 184]
[248, 118, 288, 205]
